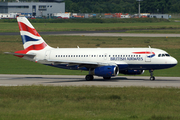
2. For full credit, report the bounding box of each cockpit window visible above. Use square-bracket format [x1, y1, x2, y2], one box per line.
[165, 54, 170, 57]
[158, 53, 170, 57]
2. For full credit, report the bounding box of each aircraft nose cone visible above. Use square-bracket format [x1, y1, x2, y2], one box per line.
[171, 57, 178, 65]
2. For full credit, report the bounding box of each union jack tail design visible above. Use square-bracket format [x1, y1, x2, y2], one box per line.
[17, 17, 48, 51]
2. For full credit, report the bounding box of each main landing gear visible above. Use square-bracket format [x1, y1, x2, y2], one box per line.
[85, 75, 94, 81]
[149, 69, 155, 81]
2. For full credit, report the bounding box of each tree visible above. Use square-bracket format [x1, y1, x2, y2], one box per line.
[63, 0, 180, 13]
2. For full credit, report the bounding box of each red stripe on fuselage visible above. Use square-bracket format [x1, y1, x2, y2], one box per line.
[133, 52, 155, 54]
[14, 42, 47, 58]
[18, 22, 40, 37]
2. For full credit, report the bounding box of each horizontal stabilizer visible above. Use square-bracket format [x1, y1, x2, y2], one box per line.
[4, 52, 36, 57]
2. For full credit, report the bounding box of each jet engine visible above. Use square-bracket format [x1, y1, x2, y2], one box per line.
[91, 66, 119, 77]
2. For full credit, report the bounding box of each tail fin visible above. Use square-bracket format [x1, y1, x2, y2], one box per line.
[17, 17, 48, 50]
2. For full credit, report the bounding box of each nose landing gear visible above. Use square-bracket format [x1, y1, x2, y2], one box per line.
[149, 69, 155, 81]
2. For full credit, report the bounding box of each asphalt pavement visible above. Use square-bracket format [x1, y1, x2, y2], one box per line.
[0, 74, 180, 87]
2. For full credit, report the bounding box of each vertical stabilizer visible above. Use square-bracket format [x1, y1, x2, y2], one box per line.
[17, 17, 49, 50]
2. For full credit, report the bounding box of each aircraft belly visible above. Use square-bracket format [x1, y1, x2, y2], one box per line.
[127, 64, 177, 70]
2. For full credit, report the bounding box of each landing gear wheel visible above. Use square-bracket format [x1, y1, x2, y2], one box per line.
[149, 69, 155, 81]
[103, 77, 111, 80]
[150, 76, 155, 81]
[85, 75, 94, 81]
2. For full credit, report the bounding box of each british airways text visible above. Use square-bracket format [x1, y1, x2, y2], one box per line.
[110, 57, 143, 61]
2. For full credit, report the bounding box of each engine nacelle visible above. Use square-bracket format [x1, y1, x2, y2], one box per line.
[119, 70, 144, 75]
[91, 66, 119, 77]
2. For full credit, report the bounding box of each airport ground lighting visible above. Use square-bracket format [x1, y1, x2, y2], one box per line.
[136, 0, 143, 18]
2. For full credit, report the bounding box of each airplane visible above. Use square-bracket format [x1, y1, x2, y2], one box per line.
[5, 17, 178, 81]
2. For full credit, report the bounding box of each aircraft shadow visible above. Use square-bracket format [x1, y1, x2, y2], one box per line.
[44, 77, 127, 83]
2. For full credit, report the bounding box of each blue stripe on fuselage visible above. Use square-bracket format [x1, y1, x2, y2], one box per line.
[126, 64, 177, 70]
[147, 54, 155, 58]
[45, 63, 176, 71]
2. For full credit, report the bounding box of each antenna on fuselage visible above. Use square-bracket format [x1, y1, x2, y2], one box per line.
[148, 46, 153, 54]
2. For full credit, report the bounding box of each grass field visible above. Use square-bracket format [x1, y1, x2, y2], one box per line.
[1, 22, 180, 33]
[0, 86, 180, 120]
[0, 35, 179, 76]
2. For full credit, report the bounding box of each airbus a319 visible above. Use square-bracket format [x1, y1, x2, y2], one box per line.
[5, 17, 178, 81]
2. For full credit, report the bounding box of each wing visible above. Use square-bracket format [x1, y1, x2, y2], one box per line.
[47, 59, 126, 69]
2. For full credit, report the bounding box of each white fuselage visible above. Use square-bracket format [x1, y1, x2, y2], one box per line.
[28, 47, 177, 71]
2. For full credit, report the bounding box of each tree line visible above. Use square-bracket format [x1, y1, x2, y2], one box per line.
[3, 0, 180, 13]
[65, 0, 180, 14]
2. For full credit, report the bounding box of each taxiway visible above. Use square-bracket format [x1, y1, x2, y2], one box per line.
[0, 74, 179, 87]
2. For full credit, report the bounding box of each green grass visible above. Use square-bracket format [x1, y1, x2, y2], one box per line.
[1, 35, 180, 52]
[0, 18, 169, 23]
[0, 86, 180, 120]
[0, 36, 179, 76]
[1, 22, 180, 33]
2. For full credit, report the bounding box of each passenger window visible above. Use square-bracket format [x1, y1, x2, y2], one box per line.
[63, 55, 65, 57]
[91, 55, 93, 57]
[86, 55, 88, 57]
[81, 55, 83, 57]
[109, 55, 111, 57]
